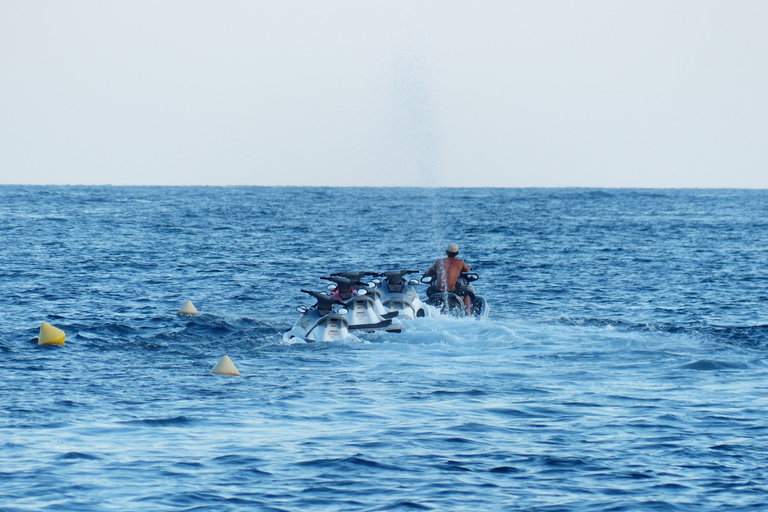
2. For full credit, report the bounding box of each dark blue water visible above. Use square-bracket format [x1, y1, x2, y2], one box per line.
[2, 186, 768, 511]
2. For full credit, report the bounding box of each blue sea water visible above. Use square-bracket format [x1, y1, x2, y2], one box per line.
[1, 186, 768, 511]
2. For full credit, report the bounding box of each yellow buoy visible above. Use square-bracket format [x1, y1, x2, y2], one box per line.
[178, 300, 199, 316]
[39, 322, 65, 346]
[211, 355, 240, 376]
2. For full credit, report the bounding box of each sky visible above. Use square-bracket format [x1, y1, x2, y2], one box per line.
[1, 1, 766, 187]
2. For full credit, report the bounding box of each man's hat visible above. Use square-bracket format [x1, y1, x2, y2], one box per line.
[446, 243, 459, 253]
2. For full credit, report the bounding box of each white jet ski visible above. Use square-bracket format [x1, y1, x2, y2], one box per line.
[421, 272, 489, 320]
[283, 289, 362, 343]
[372, 270, 437, 320]
[324, 273, 403, 332]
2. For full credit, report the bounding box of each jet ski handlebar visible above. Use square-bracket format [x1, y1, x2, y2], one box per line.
[300, 289, 346, 305]
[320, 276, 366, 286]
[371, 270, 420, 277]
[330, 271, 377, 279]
[420, 272, 479, 284]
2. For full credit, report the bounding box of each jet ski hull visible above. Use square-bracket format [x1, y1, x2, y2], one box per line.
[425, 292, 489, 320]
[283, 311, 361, 343]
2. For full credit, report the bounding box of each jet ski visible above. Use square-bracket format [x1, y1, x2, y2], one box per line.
[421, 272, 489, 320]
[372, 270, 437, 320]
[329, 272, 392, 318]
[283, 289, 362, 343]
[322, 273, 402, 332]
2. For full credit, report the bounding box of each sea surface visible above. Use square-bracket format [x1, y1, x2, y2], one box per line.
[2, 186, 768, 511]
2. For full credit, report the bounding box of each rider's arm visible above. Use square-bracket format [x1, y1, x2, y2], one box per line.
[462, 260, 471, 272]
[424, 262, 437, 277]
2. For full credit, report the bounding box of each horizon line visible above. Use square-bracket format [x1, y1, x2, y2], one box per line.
[1, 184, 766, 190]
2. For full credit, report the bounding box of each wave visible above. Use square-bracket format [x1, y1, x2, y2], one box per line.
[120, 415, 195, 426]
[680, 359, 750, 371]
[556, 316, 768, 349]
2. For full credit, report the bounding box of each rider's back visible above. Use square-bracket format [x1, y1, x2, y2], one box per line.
[433, 257, 469, 291]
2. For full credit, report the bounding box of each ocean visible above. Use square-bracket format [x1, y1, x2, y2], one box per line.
[2, 186, 767, 511]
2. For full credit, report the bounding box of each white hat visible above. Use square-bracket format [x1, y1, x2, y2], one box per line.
[446, 243, 459, 253]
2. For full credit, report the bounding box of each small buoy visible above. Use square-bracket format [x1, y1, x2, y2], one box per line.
[39, 322, 65, 346]
[178, 300, 198, 316]
[211, 355, 240, 376]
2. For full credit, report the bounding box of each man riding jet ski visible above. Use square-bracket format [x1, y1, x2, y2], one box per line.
[422, 243, 489, 319]
[283, 290, 362, 343]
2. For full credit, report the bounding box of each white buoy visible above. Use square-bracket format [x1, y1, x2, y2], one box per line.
[178, 300, 198, 316]
[211, 355, 240, 376]
[39, 322, 65, 346]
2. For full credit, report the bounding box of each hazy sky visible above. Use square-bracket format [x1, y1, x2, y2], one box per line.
[1, 1, 766, 187]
